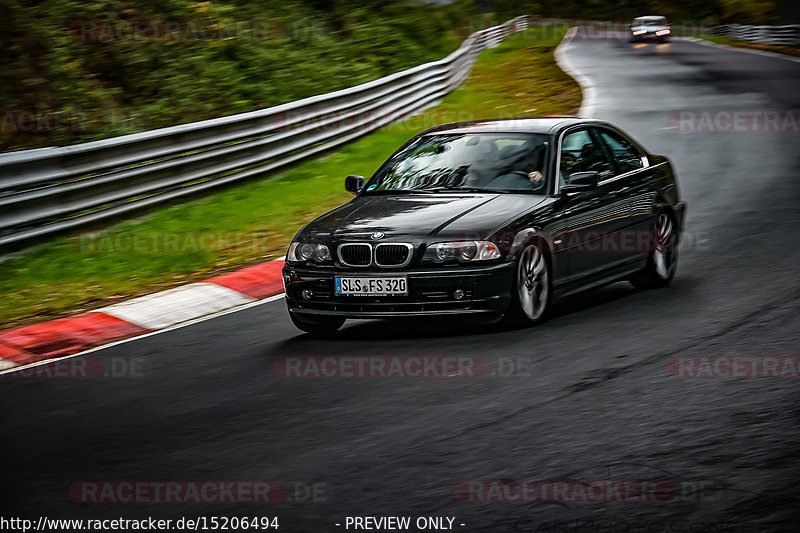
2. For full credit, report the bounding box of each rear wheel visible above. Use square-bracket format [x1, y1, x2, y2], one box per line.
[289, 312, 345, 336]
[630, 212, 678, 289]
[502, 242, 551, 326]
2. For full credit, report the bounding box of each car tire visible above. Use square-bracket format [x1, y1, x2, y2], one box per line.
[502, 242, 551, 327]
[289, 312, 345, 336]
[630, 211, 678, 289]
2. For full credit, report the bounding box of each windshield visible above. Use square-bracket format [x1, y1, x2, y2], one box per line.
[365, 133, 551, 194]
[633, 18, 666, 26]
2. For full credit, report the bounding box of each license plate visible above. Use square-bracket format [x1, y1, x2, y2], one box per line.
[335, 276, 408, 296]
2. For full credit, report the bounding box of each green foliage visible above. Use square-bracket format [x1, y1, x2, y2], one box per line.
[0, 0, 475, 151]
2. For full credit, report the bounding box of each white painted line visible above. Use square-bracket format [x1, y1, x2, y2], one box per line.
[554, 27, 597, 118]
[100, 282, 255, 330]
[0, 257, 290, 375]
[0, 293, 286, 376]
[676, 36, 800, 65]
[0, 358, 19, 371]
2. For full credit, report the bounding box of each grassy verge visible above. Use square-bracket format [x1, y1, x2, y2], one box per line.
[0, 26, 579, 329]
[696, 35, 800, 58]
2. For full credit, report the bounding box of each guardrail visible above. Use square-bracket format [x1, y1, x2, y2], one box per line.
[709, 23, 800, 46]
[0, 16, 530, 250]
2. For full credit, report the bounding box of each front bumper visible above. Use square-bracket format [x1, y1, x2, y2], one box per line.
[283, 261, 515, 319]
[631, 31, 669, 41]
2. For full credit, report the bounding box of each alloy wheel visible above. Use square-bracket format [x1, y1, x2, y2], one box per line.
[653, 213, 677, 279]
[517, 244, 549, 320]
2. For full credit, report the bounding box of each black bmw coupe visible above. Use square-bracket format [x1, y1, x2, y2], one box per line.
[282, 118, 686, 334]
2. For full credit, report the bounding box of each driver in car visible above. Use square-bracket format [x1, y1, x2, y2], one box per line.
[487, 144, 547, 192]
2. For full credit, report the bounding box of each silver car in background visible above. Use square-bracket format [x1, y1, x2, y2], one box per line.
[629, 15, 671, 42]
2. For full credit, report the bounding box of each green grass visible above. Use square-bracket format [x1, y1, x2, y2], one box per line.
[697, 34, 800, 58]
[0, 26, 579, 329]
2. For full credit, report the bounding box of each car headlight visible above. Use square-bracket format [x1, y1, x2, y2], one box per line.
[632, 30, 646, 35]
[287, 242, 332, 263]
[656, 29, 670, 36]
[423, 241, 501, 263]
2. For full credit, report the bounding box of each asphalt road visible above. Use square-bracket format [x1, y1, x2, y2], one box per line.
[3, 36, 800, 532]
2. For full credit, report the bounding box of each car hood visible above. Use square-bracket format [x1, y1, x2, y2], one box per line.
[299, 193, 549, 241]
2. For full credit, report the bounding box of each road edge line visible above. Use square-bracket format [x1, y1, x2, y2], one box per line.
[554, 26, 597, 118]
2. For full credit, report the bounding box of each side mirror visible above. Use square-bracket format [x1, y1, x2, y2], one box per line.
[345, 175, 365, 195]
[561, 171, 599, 194]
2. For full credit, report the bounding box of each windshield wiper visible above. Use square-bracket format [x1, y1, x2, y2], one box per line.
[428, 186, 500, 193]
[362, 189, 436, 195]
[362, 187, 499, 195]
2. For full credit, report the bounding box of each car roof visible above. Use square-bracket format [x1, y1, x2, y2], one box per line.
[633, 15, 668, 21]
[420, 117, 603, 136]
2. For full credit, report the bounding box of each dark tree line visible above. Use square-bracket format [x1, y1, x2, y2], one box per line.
[0, 0, 782, 151]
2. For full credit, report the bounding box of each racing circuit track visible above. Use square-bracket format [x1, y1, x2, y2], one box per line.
[2, 33, 800, 531]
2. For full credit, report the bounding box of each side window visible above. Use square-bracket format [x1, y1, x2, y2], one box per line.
[597, 129, 644, 174]
[559, 129, 615, 188]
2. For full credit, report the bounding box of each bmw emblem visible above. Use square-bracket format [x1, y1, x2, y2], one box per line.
[370, 232, 385, 240]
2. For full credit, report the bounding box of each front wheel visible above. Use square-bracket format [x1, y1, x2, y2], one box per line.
[289, 312, 345, 336]
[630, 212, 678, 289]
[502, 242, 551, 326]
